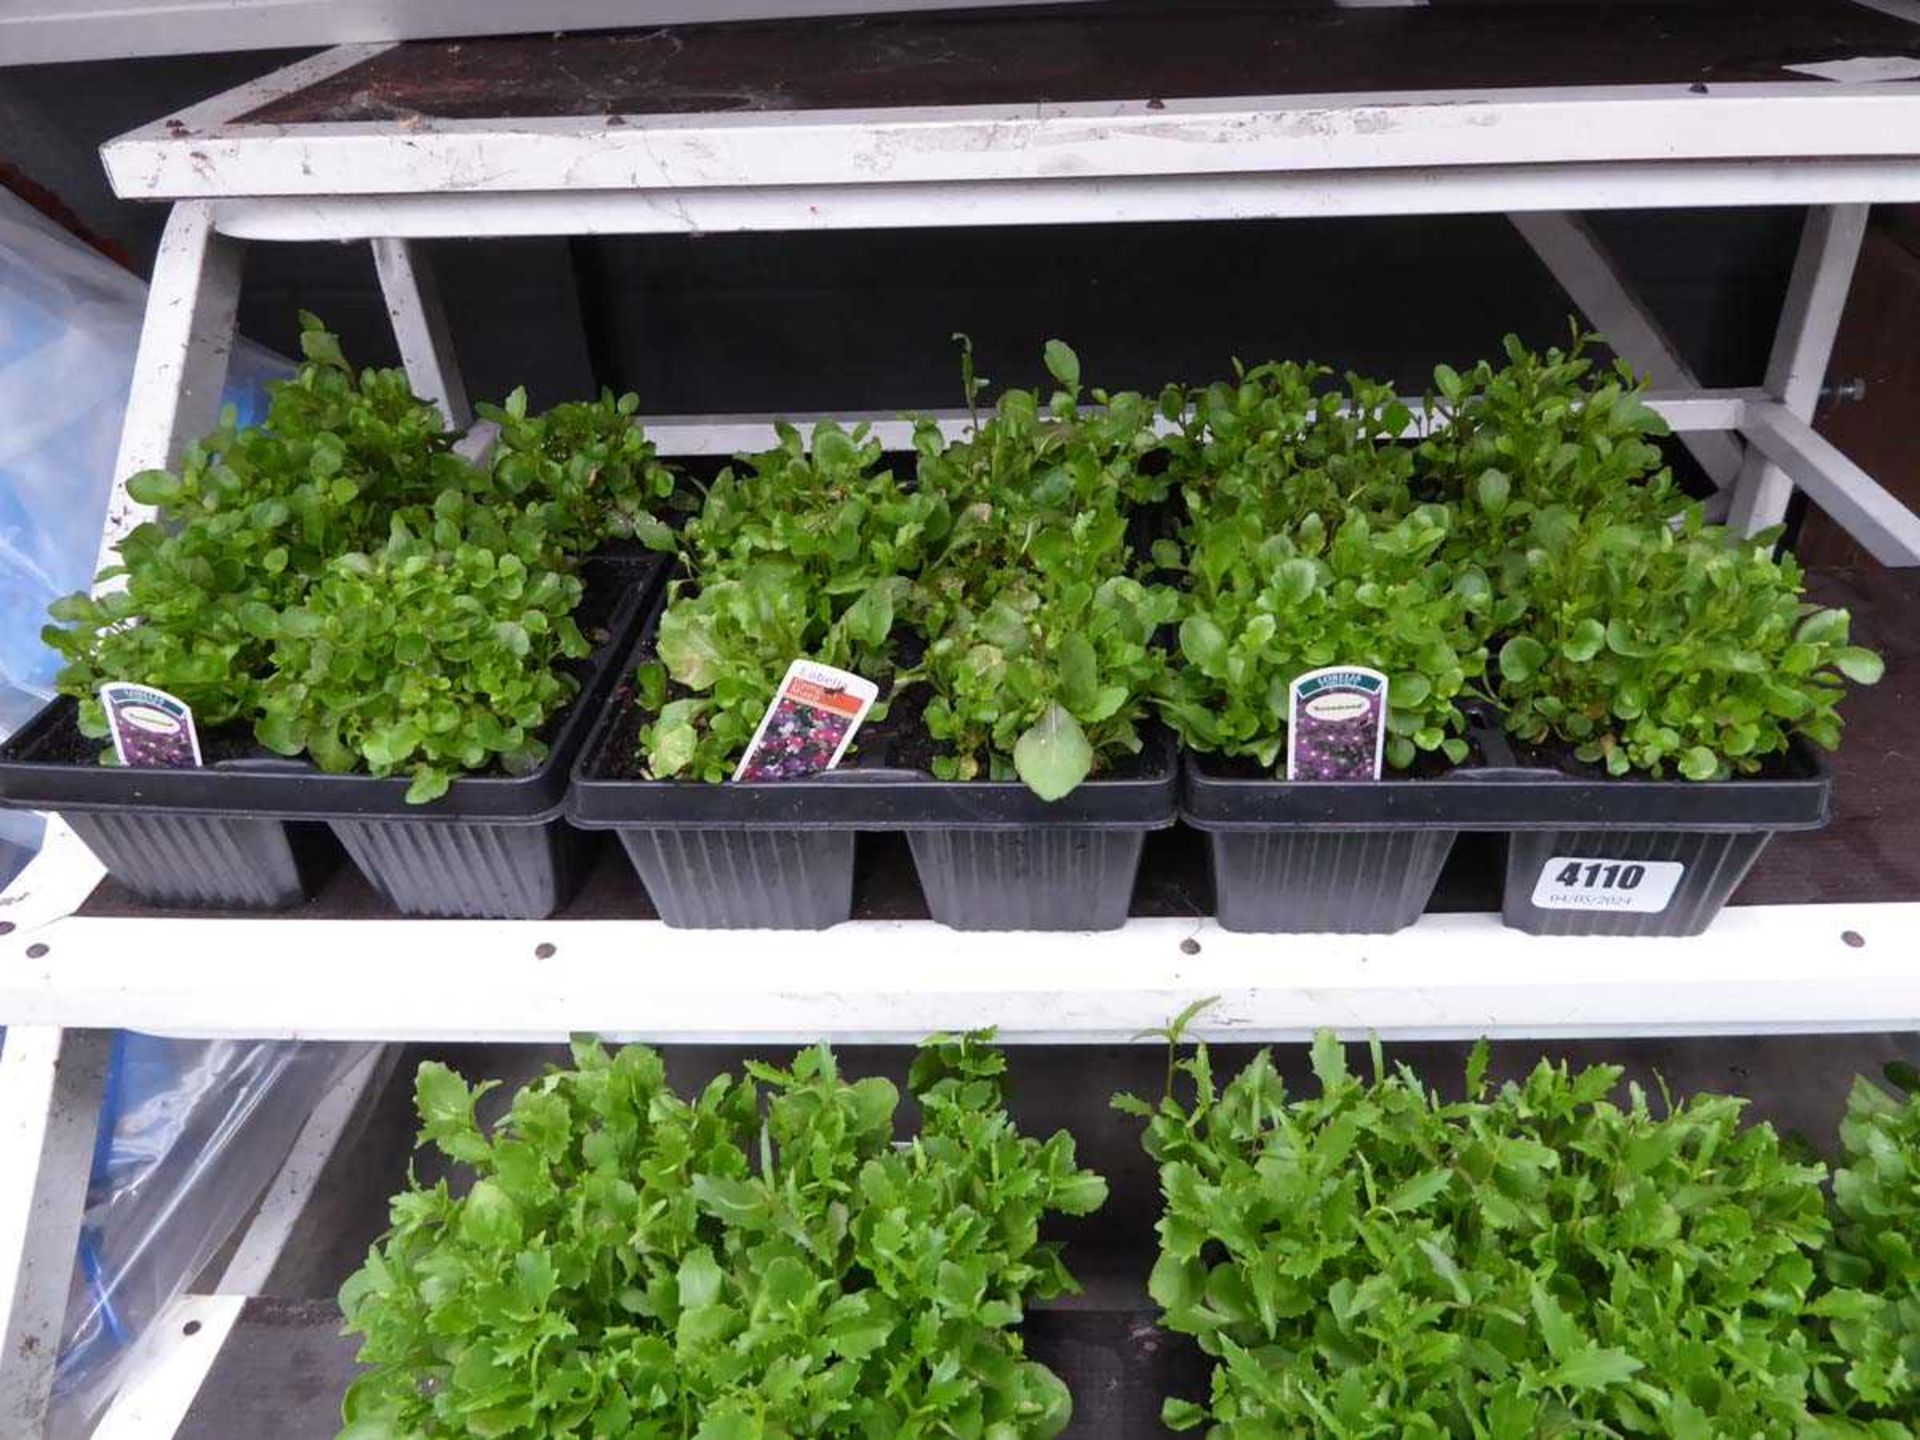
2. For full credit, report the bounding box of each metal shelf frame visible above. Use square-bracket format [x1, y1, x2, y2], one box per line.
[6, 27, 1920, 1433]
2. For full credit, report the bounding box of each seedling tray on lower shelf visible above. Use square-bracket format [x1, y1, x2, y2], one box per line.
[1181, 725, 1831, 937]
[569, 610, 1177, 931]
[0, 554, 664, 919]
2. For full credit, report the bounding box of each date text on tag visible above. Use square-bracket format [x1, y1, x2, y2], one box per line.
[733, 660, 878, 783]
[1530, 856, 1684, 914]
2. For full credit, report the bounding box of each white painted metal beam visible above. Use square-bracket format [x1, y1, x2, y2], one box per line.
[104, 85, 1920, 203]
[98, 203, 244, 579]
[371, 238, 470, 429]
[0, 821, 109, 938]
[630, 389, 1747, 456]
[213, 1046, 395, 1297]
[1508, 211, 1747, 486]
[0, 1027, 114, 1439]
[196, 160, 1920, 241]
[0, 906, 1914, 1044]
[1848, 0, 1920, 23]
[85, 1295, 245, 1440]
[1739, 401, 1920, 564]
[1728, 204, 1872, 534]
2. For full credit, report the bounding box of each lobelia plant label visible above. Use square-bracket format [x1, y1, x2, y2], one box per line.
[99, 682, 202, 768]
[1286, 665, 1388, 781]
[732, 659, 877, 782]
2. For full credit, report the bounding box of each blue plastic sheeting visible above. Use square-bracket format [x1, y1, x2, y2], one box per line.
[0, 189, 285, 742]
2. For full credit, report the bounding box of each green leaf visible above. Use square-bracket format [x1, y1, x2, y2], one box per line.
[1381, 1168, 1451, 1214]
[1179, 615, 1228, 673]
[1475, 468, 1510, 514]
[1013, 703, 1093, 801]
[634, 661, 668, 715]
[1042, 340, 1081, 390]
[1149, 1251, 1203, 1311]
[842, 584, 897, 655]
[678, 1248, 725, 1311]
[1053, 1171, 1109, 1216]
[125, 470, 183, 507]
[1678, 746, 1719, 781]
[1833, 646, 1884, 684]
[1274, 557, 1318, 606]
[45, 592, 103, 625]
[1058, 631, 1099, 710]
[1310, 1030, 1347, 1090]
[692, 1414, 758, 1440]
[255, 708, 306, 756]
[458, 1180, 521, 1249]
[404, 767, 452, 804]
[1796, 607, 1850, 647]
[1545, 1347, 1643, 1392]
[1162, 1399, 1209, 1432]
[299, 323, 346, 369]
[1560, 618, 1605, 663]
[1499, 635, 1549, 684]
[657, 610, 725, 690]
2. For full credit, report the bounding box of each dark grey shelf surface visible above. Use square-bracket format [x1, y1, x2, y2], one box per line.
[243, 0, 1920, 127]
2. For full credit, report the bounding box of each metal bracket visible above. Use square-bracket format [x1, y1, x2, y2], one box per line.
[1507, 210, 1747, 489]
[371, 237, 471, 429]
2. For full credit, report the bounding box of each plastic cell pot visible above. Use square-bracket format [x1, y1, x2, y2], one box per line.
[0, 554, 664, 917]
[1180, 717, 1830, 937]
[1491, 742, 1830, 937]
[570, 600, 1177, 931]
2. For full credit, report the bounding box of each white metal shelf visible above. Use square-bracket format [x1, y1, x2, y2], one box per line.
[7, 6, 1920, 1429]
[5, 900, 1919, 1045]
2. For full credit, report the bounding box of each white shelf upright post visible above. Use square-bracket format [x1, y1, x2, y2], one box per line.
[99, 202, 244, 576]
[1728, 203, 1873, 535]
[0, 1028, 114, 1438]
[0, 198, 244, 1439]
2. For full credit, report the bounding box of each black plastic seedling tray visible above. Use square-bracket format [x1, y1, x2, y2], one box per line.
[1182, 719, 1832, 937]
[1487, 742, 1831, 936]
[0, 554, 664, 918]
[570, 608, 1178, 931]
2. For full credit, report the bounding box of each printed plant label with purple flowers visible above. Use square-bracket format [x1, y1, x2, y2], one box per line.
[733, 660, 878, 782]
[99, 682, 203, 768]
[1286, 666, 1387, 781]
